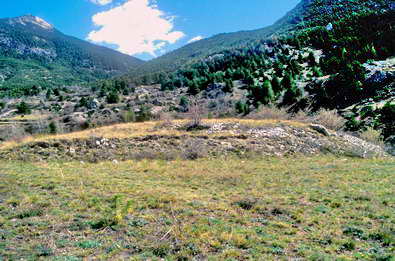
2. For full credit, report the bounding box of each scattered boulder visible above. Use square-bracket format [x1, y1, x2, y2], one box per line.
[86, 98, 100, 110]
[309, 124, 333, 136]
[385, 135, 395, 155]
[326, 23, 333, 31]
[63, 112, 86, 124]
[0, 123, 388, 162]
[364, 58, 395, 86]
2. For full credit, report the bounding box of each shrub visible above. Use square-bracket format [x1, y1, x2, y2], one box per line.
[90, 195, 133, 229]
[223, 79, 234, 93]
[48, 122, 57, 134]
[78, 97, 88, 108]
[179, 96, 189, 112]
[340, 240, 355, 251]
[0, 124, 27, 142]
[159, 112, 173, 126]
[379, 102, 395, 139]
[247, 106, 290, 120]
[345, 116, 363, 131]
[136, 105, 152, 122]
[36, 245, 53, 257]
[122, 110, 136, 123]
[234, 198, 257, 210]
[181, 139, 208, 160]
[359, 127, 384, 146]
[186, 98, 204, 128]
[312, 109, 346, 131]
[76, 240, 101, 249]
[16, 208, 43, 219]
[292, 108, 313, 122]
[152, 243, 171, 258]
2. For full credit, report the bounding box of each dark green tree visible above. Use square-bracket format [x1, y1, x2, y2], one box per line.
[271, 76, 282, 94]
[179, 96, 189, 112]
[16, 102, 31, 114]
[235, 100, 249, 115]
[261, 80, 275, 105]
[106, 92, 120, 104]
[187, 80, 200, 95]
[223, 79, 234, 93]
[49, 122, 57, 134]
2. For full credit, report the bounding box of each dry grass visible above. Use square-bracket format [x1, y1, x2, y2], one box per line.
[311, 109, 346, 131]
[247, 106, 290, 120]
[0, 118, 307, 150]
[0, 123, 29, 143]
[360, 127, 384, 146]
[3, 113, 49, 121]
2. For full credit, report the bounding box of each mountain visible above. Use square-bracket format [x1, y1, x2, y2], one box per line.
[126, 0, 314, 82]
[0, 15, 144, 96]
[126, 0, 394, 83]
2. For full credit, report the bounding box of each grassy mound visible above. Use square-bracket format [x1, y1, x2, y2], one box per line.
[0, 119, 388, 162]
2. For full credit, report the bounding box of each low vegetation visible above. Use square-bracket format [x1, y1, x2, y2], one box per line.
[0, 156, 393, 260]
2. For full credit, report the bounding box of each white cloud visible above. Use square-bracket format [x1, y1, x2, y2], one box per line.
[87, 0, 185, 56]
[187, 35, 203, 44]
[90, 0, 113, 6]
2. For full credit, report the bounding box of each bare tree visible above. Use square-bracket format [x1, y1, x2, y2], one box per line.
[187, 97, 204, 127]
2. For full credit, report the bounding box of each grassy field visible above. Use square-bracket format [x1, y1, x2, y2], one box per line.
[0, 155, 394, 260]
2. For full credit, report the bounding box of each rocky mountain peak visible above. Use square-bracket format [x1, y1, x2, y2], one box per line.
[8, 14, 53, 30]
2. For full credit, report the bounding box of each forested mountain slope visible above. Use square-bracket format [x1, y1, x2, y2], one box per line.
[143, 0, 394, 138]
[125, 0, 314, 82]
[0, 15, 144, 96]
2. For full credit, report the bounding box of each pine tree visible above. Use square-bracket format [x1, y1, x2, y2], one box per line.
[223, 79, 234, 93]
[187, 80, 200, 95]
[281, 72, 295, 90]
[282, 85, 303, 106]
[235, 100, 249, 115]
[79, 97, 88, 107]
[45, 89, 51, 100]
[261, 80, 275, 105]
[16, 102, 31, 114]
[271, 76, 282, 94]
[49, 122, 57, 134]
[106, 92, 120, 104]
[179, 96, 189, 112]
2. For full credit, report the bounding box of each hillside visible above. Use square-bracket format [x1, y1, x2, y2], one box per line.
[124, 0, 393, 84]
[125, 0, 314, 82]
[0, 15, 144, 97]
[138, 0, 394, 140]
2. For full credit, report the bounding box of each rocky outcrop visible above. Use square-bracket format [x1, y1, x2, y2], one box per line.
[364, 58, 395, 86]
[0, 123, 387, 162]
[309, 124, 333, 136]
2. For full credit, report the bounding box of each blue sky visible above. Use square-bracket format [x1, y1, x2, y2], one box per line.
[1, 0, 300, 60]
